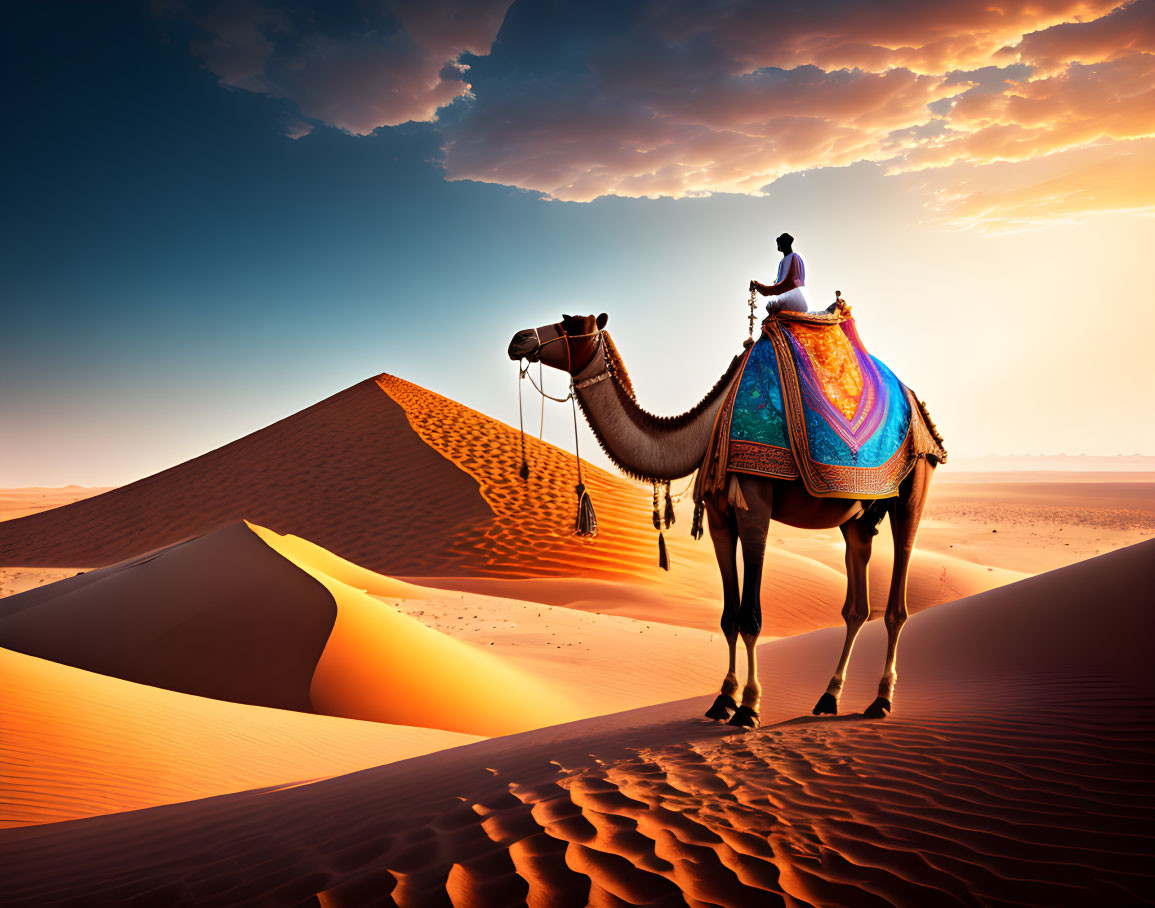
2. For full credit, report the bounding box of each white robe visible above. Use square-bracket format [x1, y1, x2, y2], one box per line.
[767, 252, 808, 313]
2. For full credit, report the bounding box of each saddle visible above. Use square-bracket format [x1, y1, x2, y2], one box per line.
[697, 302, 946, 502]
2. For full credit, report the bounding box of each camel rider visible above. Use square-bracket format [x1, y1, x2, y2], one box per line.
[749, 233, 807, 314]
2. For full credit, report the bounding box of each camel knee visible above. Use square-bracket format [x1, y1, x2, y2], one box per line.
[738, 609, 762, 638]
[884, 607, 908, 635]
[842, 600, 868, 628]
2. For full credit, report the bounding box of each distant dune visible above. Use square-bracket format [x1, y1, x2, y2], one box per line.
[0, 486, 113, 522]
[1, 541, 1150, 905]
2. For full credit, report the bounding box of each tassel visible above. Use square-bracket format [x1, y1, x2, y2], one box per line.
[658, 531, 669, 571]
[575, 482, 597, 536]
[651, 482, 661, 530]
[727, 474, 749, 510]
[663, 483, 675, 529]
[519, 458, 530, 481]
[691, 498, 705, 540]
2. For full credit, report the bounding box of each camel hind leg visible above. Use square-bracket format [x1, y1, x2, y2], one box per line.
[865, 459, 933, 719]
[813, 515, 875, 715]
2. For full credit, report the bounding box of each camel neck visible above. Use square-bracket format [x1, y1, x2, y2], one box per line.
[572, 340, 741, 481]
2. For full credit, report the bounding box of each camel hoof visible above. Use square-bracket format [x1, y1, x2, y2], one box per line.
[812, 692, 839, 715]
[727, 705, 760, 728]
[705, 694, 737, 721]
[863, 697, 891, 719]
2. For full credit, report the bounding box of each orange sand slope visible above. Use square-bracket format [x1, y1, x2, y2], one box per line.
[2, 542, 1150, 906]
[0, 647, 479, 829]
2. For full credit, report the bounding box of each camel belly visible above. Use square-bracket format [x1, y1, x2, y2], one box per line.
[767, 478, 866, 529]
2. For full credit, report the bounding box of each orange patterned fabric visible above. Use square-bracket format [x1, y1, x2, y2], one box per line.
[784, 323, 863, 420]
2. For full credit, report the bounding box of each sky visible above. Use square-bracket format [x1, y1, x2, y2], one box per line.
[2, 0, 1154, 487]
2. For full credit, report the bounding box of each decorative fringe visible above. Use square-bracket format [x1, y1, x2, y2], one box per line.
[727, 474, 749, 510]
[691, 498, 705, 540]
[663, 483, 675, 529]
[658, 531, 669, 571]
[575, 482, 597, 537]
[651, 482, 661, 530]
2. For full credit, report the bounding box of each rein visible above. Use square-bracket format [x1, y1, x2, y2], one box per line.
[516, 327, 603, 536]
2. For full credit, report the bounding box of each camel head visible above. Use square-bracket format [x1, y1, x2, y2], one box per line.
[507, 313, 608, 375]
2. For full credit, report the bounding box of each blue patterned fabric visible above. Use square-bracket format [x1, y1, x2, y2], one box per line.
[720, 319, 919, 498]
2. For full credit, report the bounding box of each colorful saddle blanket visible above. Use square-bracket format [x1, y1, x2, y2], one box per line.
[712, 308, 940, 499]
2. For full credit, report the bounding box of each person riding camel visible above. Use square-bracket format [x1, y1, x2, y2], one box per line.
[749, 232, 807, 314]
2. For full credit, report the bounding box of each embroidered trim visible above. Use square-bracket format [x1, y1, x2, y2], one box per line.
[573, 370, 611, 390]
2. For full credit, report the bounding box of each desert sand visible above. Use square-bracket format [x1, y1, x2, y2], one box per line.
[0, 646, 479, 829]
[1, 374, 1152, 905]
[0, 485, 112, 522]
[0, 541, 1150, 905]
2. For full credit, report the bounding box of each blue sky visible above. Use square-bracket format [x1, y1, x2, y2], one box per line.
[3, 1, 1153, 486]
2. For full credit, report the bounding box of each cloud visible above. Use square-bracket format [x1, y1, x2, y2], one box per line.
[929, 138, 1155, 230]
[163, 0, 512, 134]
[1005, 0, 1155, 70]
[440, 34, 958, 201]
[280, 116, 314, 140]
[645, 0, 1124, 73]
[895, 52, 1155, 171]
[170, 0, 1155, 227]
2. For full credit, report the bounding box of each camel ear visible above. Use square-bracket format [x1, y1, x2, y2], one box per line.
[561, 313, 573, 321]
[596, 312, 608, 330]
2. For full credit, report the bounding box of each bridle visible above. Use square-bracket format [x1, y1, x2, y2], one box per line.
[513, 318, 688, 554]
[524, 322, 603, 381]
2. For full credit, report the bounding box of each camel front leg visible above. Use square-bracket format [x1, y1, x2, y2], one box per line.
[729, 476, 771, 729]
[814, 518, 874, 715]
[704, 498, 742, 721]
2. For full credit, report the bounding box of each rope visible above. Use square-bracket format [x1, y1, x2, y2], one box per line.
[570, 385, 583, 487]
[538, 362, 545, 440]
[517, 367, 530, 480]
[520, 361, 574, 403]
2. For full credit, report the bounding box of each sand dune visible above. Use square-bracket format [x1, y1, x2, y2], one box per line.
[1, 541, 1150, 905]
[0, 522, 335, 712]
[0, 647, 479, 829]
[0, 379, 494, 575]
[0, 521, 578, 737]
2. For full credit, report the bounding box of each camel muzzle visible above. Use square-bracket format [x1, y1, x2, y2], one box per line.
[508, 330, 540, 362]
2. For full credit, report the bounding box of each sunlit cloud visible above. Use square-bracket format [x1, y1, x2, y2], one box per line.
[928, 138, 1155, 231]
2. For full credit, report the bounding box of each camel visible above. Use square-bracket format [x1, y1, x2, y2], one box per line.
[508, 312, 940, 728]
